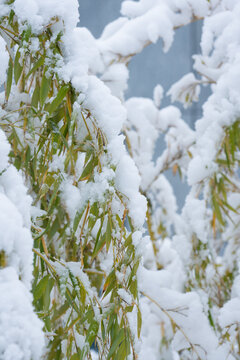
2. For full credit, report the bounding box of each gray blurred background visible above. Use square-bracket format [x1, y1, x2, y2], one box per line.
[78, 0, 210, 208]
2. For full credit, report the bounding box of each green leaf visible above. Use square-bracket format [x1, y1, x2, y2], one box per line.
[92, 220, 104, 258]
[107, 312, 117, 334]
[212, 196, 225, 226]
[40, 72, 51, 106]
[22, 26, 32, 42]
[101, 320, 106, 342]
[223, 143, 231, 169]
[48, 85, 69, 114]
[116, 342, 127, 360]
[47, 177, 62, 213]
[222, 200, 238, 214]
[72, 208, 85, 234]
[129, 279, 138, 299]
[105, 218, 112, 252]
[70, 354, 79, 360]
[31, 81, 40, 108]
[24, 145, 31, 168]
[52, 301, 69, 322]
[128, 260, 140, 287]
[26, 56, 44, 79]
[90, 202, 99, 217]
[208, 310, 215, 330]
[8, 9, 15, 25]
[33, 275, 50, 302]
[79, 156, 98, 181]
[48, 217, 60, 239]
[92, 235, 106, 258]
[103, 271, 116, 298]
[86, 321, 99, 347]
[39, 183, 49, 199]
[107, 328, 125, 359]
[6, 58, 13, 100]
[14, 49, 23, 84]
[125, 235, 132, 248]
[65, 288, 81, 316]
[43, 277, 55, 310]
[137, 306, 142, 338]
[48, 120, 69, 149]
[84, 147, 93, 164]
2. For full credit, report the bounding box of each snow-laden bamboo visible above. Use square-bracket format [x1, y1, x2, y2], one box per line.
[0, 0, 240, 359]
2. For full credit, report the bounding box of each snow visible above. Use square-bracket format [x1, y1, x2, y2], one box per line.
[139, 268, 218, 359]
[0, 37, 8, 87]
[0, 132, 33, 287]
[153, 84, 163, 108]
[16, 0, 149, 235]
[125, 95, 194, 193]
[84, 75, 126, 140]
[0, 192, 33, 286]
[98, 0, 211, 65]
[66, 261, 95, 299]
[59, 27, 103, 93]
[75, 333, 85, 351]
[0, 268, 44, 360]
[208, 344, 235, 360]
[167, 72, 201, 108]
[1, 0, 240, 359]
[0, 128, 10, 172]
[101, 63, 129, 100]
[115, 154, 147, 229]
[118, 288, 133, 305]
[61, 181, 82, 220]
[182, 198, 210, 243]
[101, 1, 240, 358]
[219, 298, 240, 328]
[188, 155, 218, 185]
[151, 175, 179, 232]
[13, 0, 79, 33]
[99, 3, 175, 57]
[185, 1, 240, 185]
[0, 129, 44, 359]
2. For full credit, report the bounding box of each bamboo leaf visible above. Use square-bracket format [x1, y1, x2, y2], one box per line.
[129, 279, 138, 299]
[105, 218, 112, 252]
[116, 340, 127, 360]
[33, 275, 50, 302]
[26, 56, 44, 79]
[103, 271, 116, 298]
[92, 234, 106, 258]
[212, 196, 225, 226]
[6, 58, 13, 100]
[43, 277, 55, 310]
[40, 72, 51, 106]
[137, 306, 142, 338]
[47, 177, 62, 213]
[70, 354, 79, 360]
[65, 288, 81, 316]
[8, 9, 15, 25]
[86, 321, 99, 347]
[79, 156, 97, 181]
[48, 120, 69, 149]
[72, 208, 85, 234]
[107, 328, 125, 359]
[92, 220, 104, 258]
[48, 85, 69, 114]
[14, 49, 23, 84]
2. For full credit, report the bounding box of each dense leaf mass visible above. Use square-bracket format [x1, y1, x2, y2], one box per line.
[0, 1, 240, 360]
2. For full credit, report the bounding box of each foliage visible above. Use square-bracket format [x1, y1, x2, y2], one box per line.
[1, 0, 240, 360]
[0, 3, 141, 359]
